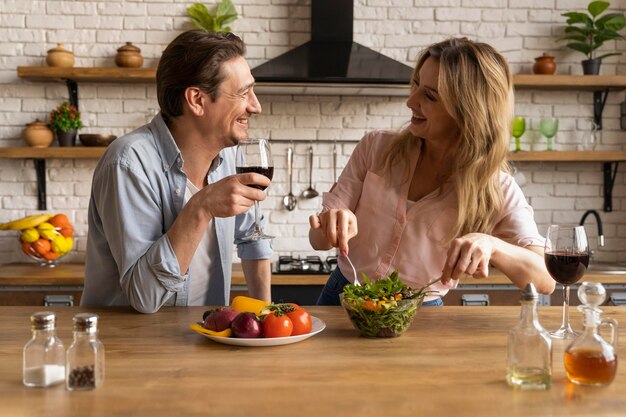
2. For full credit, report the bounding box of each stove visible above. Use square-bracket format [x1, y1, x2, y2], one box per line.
[274, 255, 337, 275]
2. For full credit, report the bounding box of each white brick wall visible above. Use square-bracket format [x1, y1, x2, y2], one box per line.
[0, 0, 624, 266]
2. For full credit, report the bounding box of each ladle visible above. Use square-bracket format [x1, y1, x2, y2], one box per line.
[301, 146, 319, 199]
[282, 146, 297, 211]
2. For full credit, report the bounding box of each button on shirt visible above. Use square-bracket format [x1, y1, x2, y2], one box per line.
[81, 113, 272, 313]
[323, 130, 545, 301]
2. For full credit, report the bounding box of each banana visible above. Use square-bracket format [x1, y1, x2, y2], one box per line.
[0, 214, 54, 231]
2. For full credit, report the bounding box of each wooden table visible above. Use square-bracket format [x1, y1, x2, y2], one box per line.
[1, 306, 625, 417]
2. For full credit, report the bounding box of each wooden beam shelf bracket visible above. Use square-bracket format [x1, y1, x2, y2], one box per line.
[34, 159, 46, 210]
[594, 88, 609, 130]
[66, 79, 79, 109]
[603, 161, 619, 213]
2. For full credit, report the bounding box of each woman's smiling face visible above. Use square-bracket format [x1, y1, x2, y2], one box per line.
[406, 57, 460, 147]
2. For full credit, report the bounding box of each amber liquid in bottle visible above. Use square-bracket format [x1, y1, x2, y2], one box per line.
[564, 349, 617, 385]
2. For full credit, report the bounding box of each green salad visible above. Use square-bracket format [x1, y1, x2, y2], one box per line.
[340, 271, 427, 338]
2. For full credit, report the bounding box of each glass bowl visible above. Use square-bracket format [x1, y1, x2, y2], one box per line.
[339, 292, 423, 338]
[19, 225, 74, 267]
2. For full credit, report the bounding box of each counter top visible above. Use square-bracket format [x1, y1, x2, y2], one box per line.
[1, 262, 625, 287]
[1, 305, 625, 417]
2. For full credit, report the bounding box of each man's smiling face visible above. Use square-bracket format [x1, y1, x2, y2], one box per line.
[205, 55, 262, 148]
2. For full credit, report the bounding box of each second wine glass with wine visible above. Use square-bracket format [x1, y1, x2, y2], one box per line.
[235, 138, 274, 240]
[544, 224, 589, 339]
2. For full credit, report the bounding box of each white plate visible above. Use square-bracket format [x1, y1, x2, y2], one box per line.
[192, 316, 326, 347]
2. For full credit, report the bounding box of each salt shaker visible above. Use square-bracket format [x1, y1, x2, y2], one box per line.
[66, 313, 105, 391]
[23, 311, 65, 387]
[506, 283, 552, 390]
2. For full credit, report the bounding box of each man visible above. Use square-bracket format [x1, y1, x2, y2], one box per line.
[81, 30, 272, 313]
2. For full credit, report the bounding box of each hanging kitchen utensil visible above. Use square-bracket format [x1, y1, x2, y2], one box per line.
[332, 143, 337, 183]
[282, 146, 297, 211]
[302, 145, 319, 199]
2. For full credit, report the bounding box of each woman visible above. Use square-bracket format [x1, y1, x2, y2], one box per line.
[309, 38, 555, 306]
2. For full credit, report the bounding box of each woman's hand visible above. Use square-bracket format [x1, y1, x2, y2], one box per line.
[309, 209, 358, 256]
[440, 233, 494, 285]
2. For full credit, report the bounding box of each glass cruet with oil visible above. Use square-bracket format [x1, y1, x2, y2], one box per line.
[506, 283, 552, 390]
[564, 282, 618, 386]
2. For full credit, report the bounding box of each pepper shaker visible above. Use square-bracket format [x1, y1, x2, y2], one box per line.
[66, 313, 105, 391]
[23, 311, 65, 387]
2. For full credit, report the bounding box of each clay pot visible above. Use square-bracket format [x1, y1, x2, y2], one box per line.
[46, 43, 75, 68]
[115, 42, 144, 68]
[22, 119, 54, 148]
[533, 53, 556, 75]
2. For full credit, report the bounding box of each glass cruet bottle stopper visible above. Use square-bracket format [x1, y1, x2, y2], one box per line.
[23, 311, 65, 387]
[506, 283, 552, 390]
[564, 282, 618, 386]
[66, 313, 105, 391]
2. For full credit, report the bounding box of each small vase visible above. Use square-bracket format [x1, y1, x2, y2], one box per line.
[533, 53, 556, 75]
[46, 43, 75, 68]
[115, 42, 144, 68]
[56, 129, 77, 147]
[582, 59, 601, 75]
[23, 119, 54, 148]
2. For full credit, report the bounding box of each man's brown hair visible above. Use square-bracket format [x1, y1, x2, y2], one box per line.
[156, 30, 245, 120]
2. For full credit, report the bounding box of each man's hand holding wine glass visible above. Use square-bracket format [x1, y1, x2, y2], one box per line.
[197, 173, 270, 218]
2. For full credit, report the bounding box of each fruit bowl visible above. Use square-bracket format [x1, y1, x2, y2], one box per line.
[15, 214, 75, 267]
[340, 293, 423, 338]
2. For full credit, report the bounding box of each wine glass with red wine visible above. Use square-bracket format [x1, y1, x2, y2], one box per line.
[235, 139, 274, 240]
[544, 224, 589, 339]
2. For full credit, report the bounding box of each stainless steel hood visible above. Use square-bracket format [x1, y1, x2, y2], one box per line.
[252, 0, 413, 96]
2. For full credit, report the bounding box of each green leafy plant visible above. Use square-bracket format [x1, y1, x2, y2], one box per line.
[48, 101, 83, 132]
[557, 0, 626, 61]
[187, 0, 238, 33]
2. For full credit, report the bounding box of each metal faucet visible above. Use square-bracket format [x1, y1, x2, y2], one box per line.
[579, 209, 605, 248]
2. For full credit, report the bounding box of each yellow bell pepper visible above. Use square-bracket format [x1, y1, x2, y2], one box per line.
[230, 295, 270, 315]
[189, 323, 232, 338]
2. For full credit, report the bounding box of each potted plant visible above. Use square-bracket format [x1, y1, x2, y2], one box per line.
[48, 101, 83, 147]
[557, 1, 626, 75]
[187, 0, 238, 33]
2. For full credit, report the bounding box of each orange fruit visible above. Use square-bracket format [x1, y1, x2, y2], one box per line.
[22, 242, 34, 256]
[49, 214, 70, 228]
[41, 251, 60, 261]
[32, 238, 51, 255]
[59, 225, 74, 238]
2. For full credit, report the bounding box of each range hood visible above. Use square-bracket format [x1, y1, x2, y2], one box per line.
[252, 0, 413, 96]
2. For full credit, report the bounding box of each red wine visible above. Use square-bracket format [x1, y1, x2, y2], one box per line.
[236, 166, 274, 190]
[545, 252, 589, 285]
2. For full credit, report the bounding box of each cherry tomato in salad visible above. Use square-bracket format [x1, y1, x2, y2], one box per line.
[285, 304, 312, 336]
[262, 312, 293, 338]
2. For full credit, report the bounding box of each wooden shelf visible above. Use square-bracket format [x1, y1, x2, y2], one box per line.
[508, 150, 626, 162]
[17, 66, 156, 83]
[17, 67, 626, 91]
[1, 147, 624, 162]
[513, 74, 626, 91]
[0, 147, 106, 159]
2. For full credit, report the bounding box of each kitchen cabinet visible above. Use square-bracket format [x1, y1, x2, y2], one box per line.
[3, 262, 625, 307]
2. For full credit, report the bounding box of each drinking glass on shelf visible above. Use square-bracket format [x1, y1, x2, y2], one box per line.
[539, 117, 559, 151]
[544, 224, 590, 339]
[235, 138, 274, 240]
[511, 116, 526, 152]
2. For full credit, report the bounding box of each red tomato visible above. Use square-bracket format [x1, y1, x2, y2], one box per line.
[286, 304, 312, 336]
[262, 312, 293, 338]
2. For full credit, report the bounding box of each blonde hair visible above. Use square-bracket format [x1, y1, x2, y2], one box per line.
[382, 38, 512, 241]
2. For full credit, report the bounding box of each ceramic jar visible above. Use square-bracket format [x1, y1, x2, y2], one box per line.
[46, 43, 75, 68]
[115, 42, 143, 68]
[533, 53, 556, 75]
[22, 120, 54, 148]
